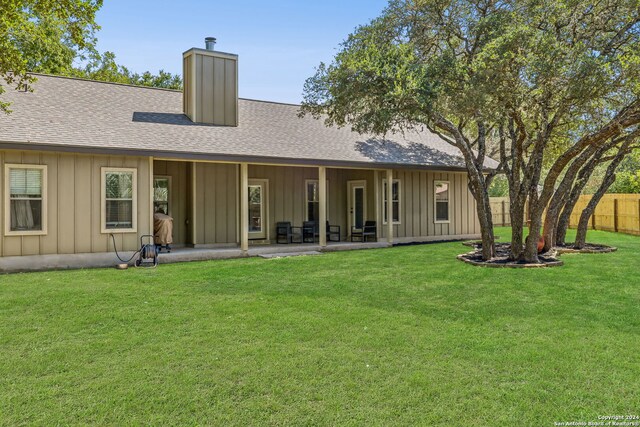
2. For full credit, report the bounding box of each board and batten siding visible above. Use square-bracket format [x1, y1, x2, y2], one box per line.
[194, 162, 238, 245]
[377, 170, 479, 240]
[248, 165, 377, 241]
[249, 165, 318, 241]
[0, 151, 480, 256]
[0, 150, 152, 257]
[182, 54, 192, 120]
[183, 49, 238, 126]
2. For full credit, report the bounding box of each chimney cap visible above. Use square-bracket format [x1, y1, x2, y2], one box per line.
[205, 37, 217, 51]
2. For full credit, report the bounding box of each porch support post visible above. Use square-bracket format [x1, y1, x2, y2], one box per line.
[386, 169, 394, 244]
[240, 163, 249, 253]
[374, 170, 380, 240]
[191, 162, 197, 246]
[149, 157, 154, 236]
[318, 166, 327, 247]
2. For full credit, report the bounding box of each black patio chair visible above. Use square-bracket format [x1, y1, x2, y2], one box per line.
[277, 221, 302, 244]
[276, 222, 293, 244]
[351, 220, 377, 242]
[302, 221, 318, 243]
[327, 221, 341, 242]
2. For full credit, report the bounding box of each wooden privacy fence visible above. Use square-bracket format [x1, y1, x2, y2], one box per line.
[568, 194, 640, 236]
[489, 194, 640, 236]
[490, 197, 513, 227]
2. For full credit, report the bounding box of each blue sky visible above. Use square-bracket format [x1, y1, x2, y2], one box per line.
[94, 0, 388, 104]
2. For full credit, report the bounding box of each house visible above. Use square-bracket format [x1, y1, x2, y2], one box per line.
[0, 40, 495, 271]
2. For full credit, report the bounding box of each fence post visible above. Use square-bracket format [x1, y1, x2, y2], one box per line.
[613, 198, 619, 233]
[501, 200, 506, 226]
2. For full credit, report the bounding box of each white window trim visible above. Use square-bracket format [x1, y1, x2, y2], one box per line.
[434, 180, 451, 224]
[4, 164, 48, 236]
[101, 167, 138, 234]
[153, 175, 172, 216]
[382, 178, 401, 225]
[348, 180, 367, 232]
[248, 178, 269, 240]
[304, 179, 329, 222]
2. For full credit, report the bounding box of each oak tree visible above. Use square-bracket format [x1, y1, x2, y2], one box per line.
[301, 0, 640, 262]
[0, 0, 102, 112]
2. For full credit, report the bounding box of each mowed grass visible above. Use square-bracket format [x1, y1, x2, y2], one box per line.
[1, 228, 639, 426]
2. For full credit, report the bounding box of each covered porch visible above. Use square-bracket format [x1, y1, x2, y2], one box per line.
[152, 159, 397, 252]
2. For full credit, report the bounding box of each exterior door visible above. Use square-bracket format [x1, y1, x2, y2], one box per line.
[153, 176, 171, 215]
[248, 179, 267, 239]
[348, 180, 367, 232]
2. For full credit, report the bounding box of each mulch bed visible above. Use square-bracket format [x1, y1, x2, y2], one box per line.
[458, 242, 563, 268]
[459, 240, 617, 268]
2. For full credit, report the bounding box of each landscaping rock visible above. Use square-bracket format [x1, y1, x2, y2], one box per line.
[458, 242, 563, 268]
[555, 244, 617, 254]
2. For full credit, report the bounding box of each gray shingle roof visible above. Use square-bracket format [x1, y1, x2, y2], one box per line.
[0, 74, 498, 170]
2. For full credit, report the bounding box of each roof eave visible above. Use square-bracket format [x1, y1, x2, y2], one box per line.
[0, 140, 487, 172]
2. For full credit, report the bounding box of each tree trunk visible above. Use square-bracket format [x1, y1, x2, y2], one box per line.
[471, 179, 496, 260]
[509, 199, 525, 260]
[556, 176, 593, 247]
[542, 191, 569, 251]
[575, 178, 614, 247]
[542, 146, 601, 251]
[523, 185, 544, 263]
[556, 171, 596, 246]
[556, 189, 581, 246]
[575, 139, 633, 247]
[478, 210, 495, 260]
[542, 201, 559, 251]
[523, 211, 543, 263]
[574, 210, 592, 249]
[521, 146, 546, 263]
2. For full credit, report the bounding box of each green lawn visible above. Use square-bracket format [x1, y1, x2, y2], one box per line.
[1, 228, 639, 425]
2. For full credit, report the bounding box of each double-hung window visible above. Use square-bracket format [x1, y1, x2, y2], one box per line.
[434, 181, 450, 223]
[382, 179, 401, 224]
[5, 164, 47, 235]
[305, 180, 329, 222]
[102, 167, 137, 232]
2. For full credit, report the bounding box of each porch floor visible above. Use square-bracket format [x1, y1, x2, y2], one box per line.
[159, 240, 390, 264]
[0, 241, 391, 273]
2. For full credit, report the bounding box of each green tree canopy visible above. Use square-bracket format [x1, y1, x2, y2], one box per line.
[301, 0, 640, 262]
[1, 0, 182, 113]
[0, 0, 102, 112]
[68, 50, 182, 89]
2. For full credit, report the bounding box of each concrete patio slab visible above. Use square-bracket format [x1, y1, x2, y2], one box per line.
[258, 251, 323, 259]
[0, 241, 392, 273]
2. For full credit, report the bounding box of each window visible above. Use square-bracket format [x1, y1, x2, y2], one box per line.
[305, 180, 329, 221]
[435, 181, 450, 223]
[247, 179, 268, 239]
[382, 179, 401, 224]
[102, 167, 137, 232]
[5, 164, 47, 235]
[153, 176, 170, 215]
[248, 184, 263, 233]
